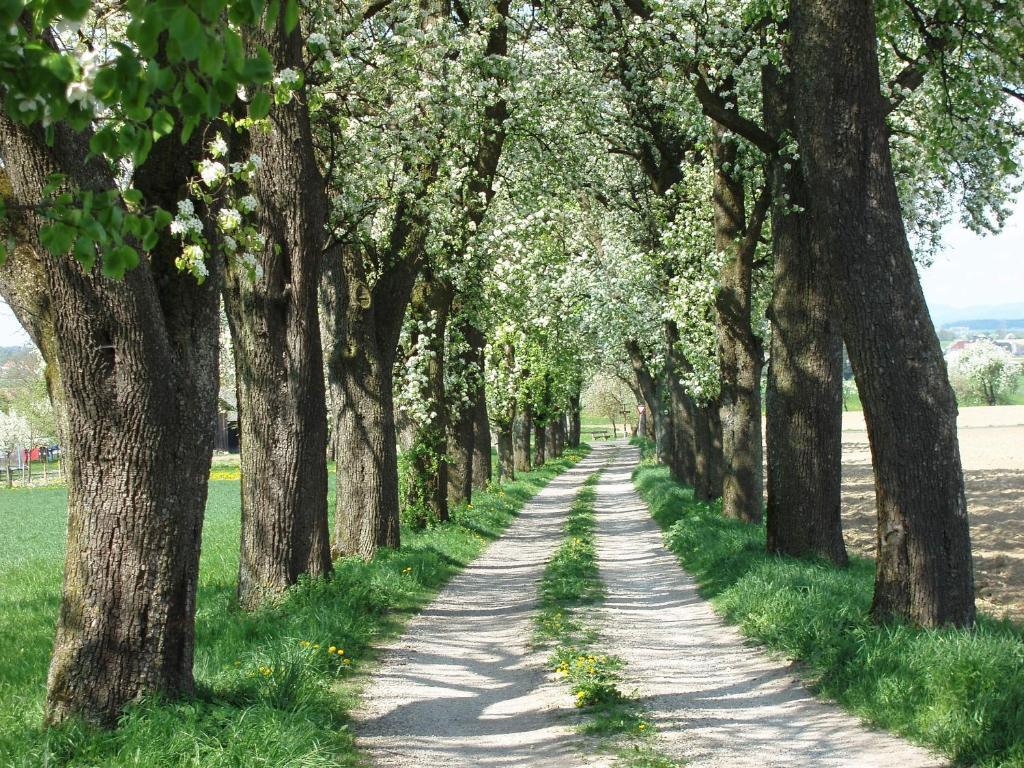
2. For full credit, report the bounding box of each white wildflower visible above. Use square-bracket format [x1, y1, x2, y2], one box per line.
[209, 134, 228, 158]
[217, 207, 242, 232]
[199, 159, 227, 187]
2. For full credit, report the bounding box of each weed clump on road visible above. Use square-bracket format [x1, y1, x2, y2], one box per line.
[535, 471, 682, 767]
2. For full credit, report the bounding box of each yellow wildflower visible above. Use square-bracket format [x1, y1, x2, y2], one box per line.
[329, 646, 337, 654]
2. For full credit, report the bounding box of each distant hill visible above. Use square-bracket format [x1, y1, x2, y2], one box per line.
[0, 345, 35, 363]
[942, 318, 1024, 331]
[929, 301, 1024, 327]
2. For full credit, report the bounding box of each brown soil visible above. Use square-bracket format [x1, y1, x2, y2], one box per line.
[841, 405, 1024, 622]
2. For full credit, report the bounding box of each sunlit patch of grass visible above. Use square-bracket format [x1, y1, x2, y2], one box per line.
[0, 448, 588, 766]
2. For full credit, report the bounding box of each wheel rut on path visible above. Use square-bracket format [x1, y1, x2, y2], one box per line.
[353, 445, 616, 768]
[593, 444, 946, 768]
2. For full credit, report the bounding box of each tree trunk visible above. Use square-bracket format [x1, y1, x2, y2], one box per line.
[692, 402, 725, 502]
[791, 0, 974, 626]
[513, 407, 532, 471]
[403, 272, 452, 525]
[545, 420, 560, 459]
[227, 19, 332, 609]
[321, 243, 410, 558]
[533, 420, 546, 466]
[497, 426, 515, 481]
[446, 321, 476, 507]
[567, 389, 582, 448]
[763, 62, 847, 565]
[663, 322, 698, 486]
[471, 389, 491, 489]
[1, 115, 221, 725]
[710, 121, 765, 524]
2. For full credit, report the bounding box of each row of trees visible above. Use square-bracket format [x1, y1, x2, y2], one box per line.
[0, 0, 1020, 732]
[0, 0, 593, 727]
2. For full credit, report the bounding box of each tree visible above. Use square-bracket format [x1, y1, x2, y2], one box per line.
[220, 16, 333, 609]
[0, 408, 29, 488]
[948, 339, 1022, 406]
[1, 0, 294, 724]
[583, 374, 634, 437]
[790, 0, 976, 627]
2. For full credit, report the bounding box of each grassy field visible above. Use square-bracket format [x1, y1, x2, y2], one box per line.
[632, 442, 1024, 768]
[580, 413, 634, 440]
[0, 448, 587, 767]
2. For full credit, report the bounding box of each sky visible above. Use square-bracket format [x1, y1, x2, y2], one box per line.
[0, 199, 1021, 347]
[919, 198, 1024, 310]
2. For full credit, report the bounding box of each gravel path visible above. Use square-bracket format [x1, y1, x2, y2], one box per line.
[353, 445, 616, 767]
[593, 443, 946, 768]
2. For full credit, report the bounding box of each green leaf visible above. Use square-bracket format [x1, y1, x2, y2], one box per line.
[92, 67, 120, 101]
[241, 51, 274, 82]
[152, 109, 175, 139]
[73, 236, 95, 270]
[249, 90, 271, 119]
[54, 0, 91, 19]
[122, 188, 143, 206]
[199, 40, 223, 78]
[170, 6, 204, 61]
[224, 28, 244, 70]
[283, 0, 298, 32]
[40, 223, 77, 255]
[102, 244, 140, 278]
[153, 208, 173, 230]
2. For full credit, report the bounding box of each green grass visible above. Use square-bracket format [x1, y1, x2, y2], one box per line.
[534, 473, 680, 767]
[632, 445, 1024, 768]
[580, 413, 633, 439]
[0, 447, 588, 767]
[1009, 374, 1024, 405]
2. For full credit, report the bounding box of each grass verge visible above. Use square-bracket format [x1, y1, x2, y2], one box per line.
[631, 441, 1024, 768]
[534, 472, 682, 768]
[0, 446, 588, 767]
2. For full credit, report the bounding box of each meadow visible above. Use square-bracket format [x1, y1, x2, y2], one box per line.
[0, 450, 586, 766]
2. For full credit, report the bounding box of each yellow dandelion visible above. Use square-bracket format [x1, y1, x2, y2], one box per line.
[337, 648, 344, 655]
[328, 646, 337, 654]
[343, 658, 352, 665]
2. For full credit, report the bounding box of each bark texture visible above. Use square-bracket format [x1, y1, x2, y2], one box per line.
[471, 389, 492, 488]
[1, 115, 219, 725]
[710, 121, 766, 524]
[533, 420, 547, 466]
[228, 19, 332, 609]
[762, 63, 847, 565]
[497, 427, 515, 481]
[322, 241, 414, 558]
[791, 0, 974, 625]
[513, 407, 532, 472]
[663, 322, 698, 486]
[567, 389, 582, 448]
[447, 319, 477, 506]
